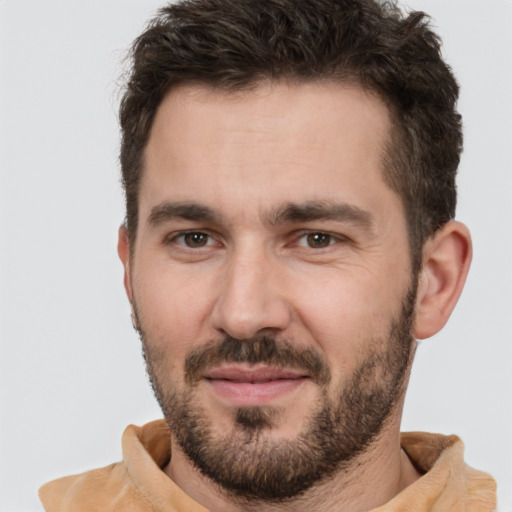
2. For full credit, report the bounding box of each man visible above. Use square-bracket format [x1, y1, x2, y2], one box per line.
[39, 0, 497, 510]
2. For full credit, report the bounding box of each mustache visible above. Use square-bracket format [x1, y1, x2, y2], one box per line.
[184, 335, 331, 386]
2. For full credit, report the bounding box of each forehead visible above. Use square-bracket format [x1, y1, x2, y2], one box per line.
[141, 81, 397, 224]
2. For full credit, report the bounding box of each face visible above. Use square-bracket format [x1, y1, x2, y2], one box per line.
[121, 82, 417, 501]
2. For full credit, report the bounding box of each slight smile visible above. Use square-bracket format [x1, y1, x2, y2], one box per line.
[203, 365, 310, 406]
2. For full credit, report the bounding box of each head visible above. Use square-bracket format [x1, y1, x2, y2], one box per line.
[117, 0, 471, 504]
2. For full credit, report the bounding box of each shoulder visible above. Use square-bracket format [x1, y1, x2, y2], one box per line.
[398, 431, 496, 512]
[39, 460, 154, 512]
[38, 422, 168, 512]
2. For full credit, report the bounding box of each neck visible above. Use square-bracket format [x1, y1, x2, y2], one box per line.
[165, 418, 421, 512]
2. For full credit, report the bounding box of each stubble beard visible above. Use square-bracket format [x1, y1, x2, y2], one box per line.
[136, 282, 417, 504]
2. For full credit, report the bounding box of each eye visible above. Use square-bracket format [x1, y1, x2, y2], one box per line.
[297, 232, 336, 249]
[174, 232, 214, 248]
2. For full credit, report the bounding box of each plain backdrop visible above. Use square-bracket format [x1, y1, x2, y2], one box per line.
[1, 1, 511, 510]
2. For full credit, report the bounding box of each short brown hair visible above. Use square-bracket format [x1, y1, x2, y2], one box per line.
[120, 0, 462, 268]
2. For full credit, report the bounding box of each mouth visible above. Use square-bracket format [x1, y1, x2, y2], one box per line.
[203, 365, 310, 406]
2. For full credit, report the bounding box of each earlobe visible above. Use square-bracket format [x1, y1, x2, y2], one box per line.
[117, 225, 134, 304]
[413, 221, 472, 340]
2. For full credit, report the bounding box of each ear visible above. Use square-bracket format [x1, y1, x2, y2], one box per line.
[117, 225, 134, 304]
[413, 221, 472, 340]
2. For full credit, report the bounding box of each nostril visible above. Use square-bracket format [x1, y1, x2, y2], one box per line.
[211, 300, 292, 340]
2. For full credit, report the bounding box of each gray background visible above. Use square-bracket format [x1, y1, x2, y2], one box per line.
[1, 1, 511, 510]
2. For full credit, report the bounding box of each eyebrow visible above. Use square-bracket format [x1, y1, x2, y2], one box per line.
[147, 199, 374, 231]
[148, 201, 220, 226]
[268, 201, 374, 229]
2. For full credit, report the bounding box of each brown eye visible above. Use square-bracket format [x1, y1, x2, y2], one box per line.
[306, 233, 333, 248]
[183, 232, 209, 248]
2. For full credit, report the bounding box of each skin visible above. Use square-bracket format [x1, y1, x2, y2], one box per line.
[118, 81, 472, 511]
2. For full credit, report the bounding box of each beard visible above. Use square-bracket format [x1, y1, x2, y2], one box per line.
[136, 282, 417, 504]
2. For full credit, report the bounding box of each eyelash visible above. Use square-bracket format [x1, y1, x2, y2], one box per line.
[295, 231, 343, 249]
[165, 230, 349, 250]
[166, 231, 218, 249]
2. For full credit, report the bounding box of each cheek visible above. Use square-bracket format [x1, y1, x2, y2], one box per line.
[134, 261, 215, 359]
[291, 272, 405, 376]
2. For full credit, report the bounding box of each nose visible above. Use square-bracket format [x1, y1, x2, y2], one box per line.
[211, 246, 292, 340]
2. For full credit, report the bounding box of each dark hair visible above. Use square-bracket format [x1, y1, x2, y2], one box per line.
[120, 0, 462, 268]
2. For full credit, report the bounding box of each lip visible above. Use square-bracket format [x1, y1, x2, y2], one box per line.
[203, 365, 309, 406]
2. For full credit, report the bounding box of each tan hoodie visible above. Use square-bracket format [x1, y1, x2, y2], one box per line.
[39, 420, 496, 512]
